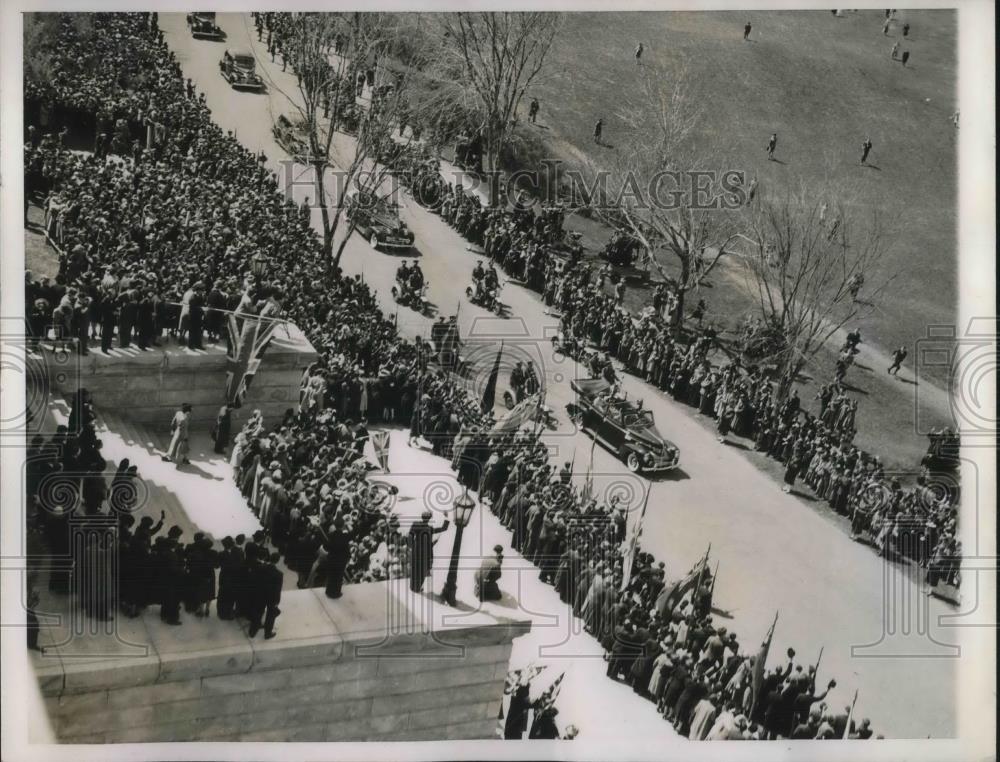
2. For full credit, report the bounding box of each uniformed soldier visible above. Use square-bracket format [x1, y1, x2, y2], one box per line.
[510, 361, 526, 403]
[559, 461, 572, 485]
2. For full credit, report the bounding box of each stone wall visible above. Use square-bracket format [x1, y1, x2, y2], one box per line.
[43, 321, 316, 431]
[34, 582, 529, 743]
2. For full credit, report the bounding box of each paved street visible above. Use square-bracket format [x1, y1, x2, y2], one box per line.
[161, 12, 959, 738]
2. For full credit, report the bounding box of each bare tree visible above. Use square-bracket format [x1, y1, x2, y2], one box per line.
[268, 12, 429, 267]
[24, 13, 97, 95]
[741, 187, 895, 399]
[581, 62, 744, 337]
[435, 12, 561, 204]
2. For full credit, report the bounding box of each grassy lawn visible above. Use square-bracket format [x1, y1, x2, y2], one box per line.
[516, 9, 956, 470]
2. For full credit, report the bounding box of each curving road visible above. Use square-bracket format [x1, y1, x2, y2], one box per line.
[162, 12, 958, 738]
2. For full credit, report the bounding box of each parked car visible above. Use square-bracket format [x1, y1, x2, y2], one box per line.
[219, 50, 264, 91]
[345, 189, 415, 250]
[272, 114, 310, 162]
[186, 12, 224, 40]
[567, 378, 680, 473]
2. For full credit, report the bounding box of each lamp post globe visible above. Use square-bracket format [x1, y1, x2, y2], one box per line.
[250, 251, 267, 278]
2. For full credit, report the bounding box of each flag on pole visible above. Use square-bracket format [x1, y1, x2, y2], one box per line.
[480, 341, 504, 412]
[489, 392, 541, 436]
[225, 313, 278, 407]
[706, 559, 720, 610]
[581, 439, 596, 502]
[371, 430, 390, 472]
[843, 689, 859, 739]
[813, 645, 824, 687]
[620, 487, 651, 592]
[750, 611, 779, 716]
[655, 544, 711, 616]
[535, 671, 565, 711]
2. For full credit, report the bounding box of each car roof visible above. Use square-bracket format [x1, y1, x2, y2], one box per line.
[231, 50, 254, 59]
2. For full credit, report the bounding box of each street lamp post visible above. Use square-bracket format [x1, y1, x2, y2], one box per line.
[441, 487, 476, 607]
[250, 251, 268, 284]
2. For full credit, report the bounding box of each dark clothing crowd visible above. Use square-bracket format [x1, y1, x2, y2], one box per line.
[385, 141, 960, 579]
[22, 13, 944, 739]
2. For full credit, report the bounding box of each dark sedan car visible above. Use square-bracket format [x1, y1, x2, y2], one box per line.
[568, 378, 680, 473]
[187, 12, 224, 40]
[219, 50, 264, 91]
[345, 190, 415, 251]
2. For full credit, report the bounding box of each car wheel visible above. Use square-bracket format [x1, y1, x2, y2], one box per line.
[626, 452, 641, 473]
[370, 235, 380, 250]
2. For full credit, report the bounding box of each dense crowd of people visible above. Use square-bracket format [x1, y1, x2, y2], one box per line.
[23, 11, 954, 740]
[387, 146, 962, 582]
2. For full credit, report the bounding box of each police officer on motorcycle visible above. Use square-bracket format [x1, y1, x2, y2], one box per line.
[510, 361, 525, 403]
[483, 264, 499, 293]
[407, 262, 424, 306]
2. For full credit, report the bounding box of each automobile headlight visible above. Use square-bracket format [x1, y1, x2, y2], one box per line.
[644, 452, 653, 464]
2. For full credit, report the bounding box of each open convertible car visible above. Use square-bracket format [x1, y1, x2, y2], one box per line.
[186, 12, 224, 40]
[272, 114, 310, 163]
[345, 189, 415, 250]
[568, 378, 680, 473]
[219, 50, 265, 91]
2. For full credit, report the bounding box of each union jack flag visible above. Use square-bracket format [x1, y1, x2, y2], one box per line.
[225, 311, 278, 407]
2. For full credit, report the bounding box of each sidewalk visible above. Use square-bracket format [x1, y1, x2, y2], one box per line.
[372, 430, 679, 741]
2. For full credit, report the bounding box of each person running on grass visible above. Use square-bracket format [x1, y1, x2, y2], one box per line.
[861, 136, 873, 165]
[888, 346, 908, 375]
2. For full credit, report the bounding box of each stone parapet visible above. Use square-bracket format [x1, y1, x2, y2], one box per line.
[40, 321, 316, 430]
[34, 581, 530, 743]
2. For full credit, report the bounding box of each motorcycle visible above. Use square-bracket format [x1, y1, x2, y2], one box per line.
[391, 278, 430, 313]
[501, 388, 558, 430]
[465, 278, 503, 315]
[551, 330, 600, 368]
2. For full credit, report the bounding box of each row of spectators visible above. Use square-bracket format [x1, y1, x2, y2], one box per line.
[395, 154, 961, 586]
[21, 12, 930, 739]
[23, 12, 474, 616]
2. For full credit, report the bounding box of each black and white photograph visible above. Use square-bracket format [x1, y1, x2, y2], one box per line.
[0, 2, 995, 761]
